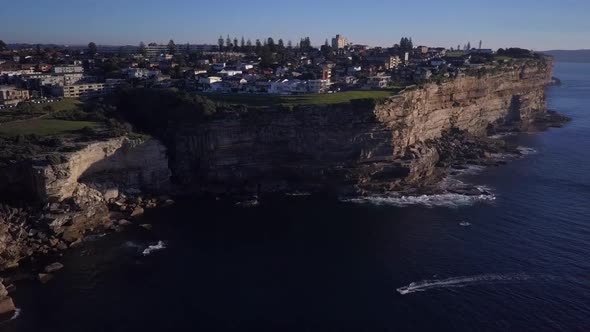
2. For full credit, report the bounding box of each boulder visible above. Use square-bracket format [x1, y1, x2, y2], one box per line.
[118, 219, 132, 226]
[44, 262, 64, 273]
[38, 273, 53, 284]
[0, 296, 15, 314]
[103, 188, 119, 201]
[5, 284, 15, 294]
[130, 207, 144, 218]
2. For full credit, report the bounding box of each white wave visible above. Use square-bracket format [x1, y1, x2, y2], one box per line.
[488, 132, 517, 139]
[0, 308, 21, 325]
[11, 308, 20, 320]
[123, 241, 143, 249]
[142, 241, 166, 256]
[450, 165, 486, 176]
[517, 146, 538, 155]
[285, 191, 311, 196]
[235, 199, 259, 207]
[459, 221, 471, 227]
[396, 273, 531, 295]
[342, 192, 495, 208]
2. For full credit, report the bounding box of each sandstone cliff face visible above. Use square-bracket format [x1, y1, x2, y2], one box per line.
[33, 137, 171, 202]
[172, 59, 553, 194]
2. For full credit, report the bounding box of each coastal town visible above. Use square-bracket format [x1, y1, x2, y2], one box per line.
[0, 35, 536, 106]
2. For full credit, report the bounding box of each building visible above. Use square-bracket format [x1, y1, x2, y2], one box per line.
[365, 55, 401, 70]
[53, 65, 84, 74]
[54, 80, 124, 98]
[416, 46, 429, 55]
[307, 79, 330, 93]
[22, 73, 84, 89]
[366, 76, 391, 89]
[0, 87, 31, 106]
[331, 34, 349, 49]
[145, 44, 169, 58]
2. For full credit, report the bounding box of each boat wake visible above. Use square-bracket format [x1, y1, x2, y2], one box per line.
[142, 241, 166, 256]
[396, 273, 531, 295]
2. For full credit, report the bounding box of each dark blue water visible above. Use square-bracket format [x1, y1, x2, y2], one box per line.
[4, 62, 590, 332]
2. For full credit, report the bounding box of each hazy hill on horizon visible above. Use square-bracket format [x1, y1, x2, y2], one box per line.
[542, 49, 590, 63]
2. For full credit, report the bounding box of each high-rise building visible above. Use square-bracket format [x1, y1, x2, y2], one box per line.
[331, 34, 348, 49]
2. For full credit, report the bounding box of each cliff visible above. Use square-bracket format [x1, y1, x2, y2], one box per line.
[171, 58, 554, 195]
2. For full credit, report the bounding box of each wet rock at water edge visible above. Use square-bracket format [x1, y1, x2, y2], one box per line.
[0, 296, 15, 314]
[44, 262, 64, 273]
[139, 224, 153, 230]
[130, 206, 144, 217]
[118, 219, 132, 226]
[38, 273, 53, 284]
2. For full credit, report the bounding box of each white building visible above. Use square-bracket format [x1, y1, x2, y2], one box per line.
[54, 79, 124, 98]
[53, 65, 84, 74]
[331, 34, 349, 49]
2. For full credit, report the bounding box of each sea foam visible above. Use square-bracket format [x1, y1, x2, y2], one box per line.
[342, 192, 495, 208]
[142, 241, 166, 256]
[396, 273, 531, 295]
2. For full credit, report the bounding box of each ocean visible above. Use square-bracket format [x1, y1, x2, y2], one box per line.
[4, 62, 590, 331]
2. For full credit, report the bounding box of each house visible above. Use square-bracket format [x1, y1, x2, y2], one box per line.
[413, 68, 432, 82]
[219, 69, 242, 77]
[0, 86, 31, 106]
[430, 58, 446, 67]
[366, 75, 390, 89]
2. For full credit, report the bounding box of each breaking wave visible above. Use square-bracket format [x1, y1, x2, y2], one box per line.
[488, 132, 517, 139]
[0, 308, 21, 325]
[517, 146, 538, 155]
[142, 241, 166, 256]
[397, 273, 532, 295]
[342, 190, 495, 208]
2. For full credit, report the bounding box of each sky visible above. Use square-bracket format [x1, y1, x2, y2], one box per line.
[1, 0, 588, 50]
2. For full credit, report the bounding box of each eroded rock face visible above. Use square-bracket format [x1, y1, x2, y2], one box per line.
[33, 137, 171, 202]
[172, 59, 554, 195]
[0, 137, 173, 270]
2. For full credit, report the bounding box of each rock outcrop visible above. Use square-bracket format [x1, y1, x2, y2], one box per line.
[0, 137, 172, 270]
[171, 58, 556, 195]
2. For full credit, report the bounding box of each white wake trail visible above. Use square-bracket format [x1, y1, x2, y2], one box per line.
[397, 273, 532, 295]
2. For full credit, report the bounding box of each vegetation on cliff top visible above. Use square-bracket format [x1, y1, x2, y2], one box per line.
[202, 90, 398, 107]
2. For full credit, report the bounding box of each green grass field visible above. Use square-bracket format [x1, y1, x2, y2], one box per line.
[203, 90, 399, 107]
[0, 119, 100, 136]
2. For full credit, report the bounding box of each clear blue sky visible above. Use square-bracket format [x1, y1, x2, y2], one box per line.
[2, 0, 588, 50]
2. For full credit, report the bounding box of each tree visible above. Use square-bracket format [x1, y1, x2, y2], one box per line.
[225, 35, 231, 48]
[139, 41, 146, 56]
[267, 37, 275, 51]
[167, 39, 176, 55]
[0, 40, 6, 52]
[88, 42, 97, 56]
